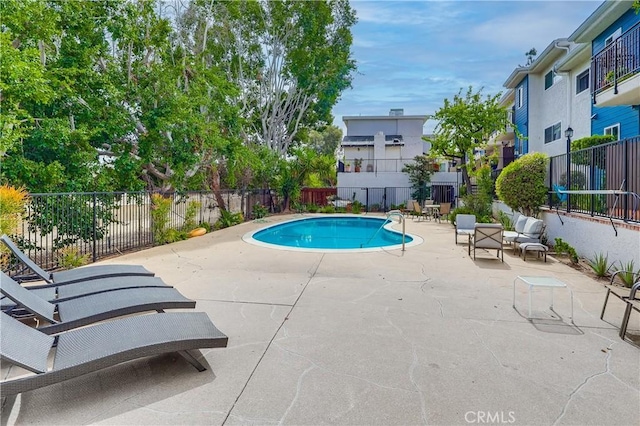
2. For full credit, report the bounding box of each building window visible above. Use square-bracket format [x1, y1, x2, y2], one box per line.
[544, 71, 554, 90]
[604, 123, 620, 140]
[605, 28, 622, 46]
[516, 87, 524, 109]
[544, 122, 561, 143]
[576, 69, 589, 94]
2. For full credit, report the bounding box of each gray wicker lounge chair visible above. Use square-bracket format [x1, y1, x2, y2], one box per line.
[0, 311, 228, 396]
[1, 234, 154, 285]
[1, 275, 171, 311]
[0, 272, 195, 334]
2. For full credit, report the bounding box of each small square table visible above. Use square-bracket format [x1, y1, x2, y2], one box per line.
[513, 276, 574, 323]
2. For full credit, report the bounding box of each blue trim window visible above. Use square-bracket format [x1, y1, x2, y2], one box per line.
[516, 87, 524, 108]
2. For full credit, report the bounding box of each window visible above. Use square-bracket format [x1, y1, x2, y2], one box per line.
[516, 87, 524, 109]
[605, 28, 622, 46]
[545, 71, 554, 90]
[604, 124, 620, 140]
[576, 69, 589, 94]
[544, 122, 561, 144]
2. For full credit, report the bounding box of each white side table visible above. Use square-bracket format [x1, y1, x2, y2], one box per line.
[513, 276, 574, 323]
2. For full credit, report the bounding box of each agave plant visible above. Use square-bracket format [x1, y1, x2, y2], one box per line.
[587, 252, 613, 278]
[612, 260, 640, 288]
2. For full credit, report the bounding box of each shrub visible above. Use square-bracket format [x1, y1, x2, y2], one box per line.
[495, 152, 548, 216]
[612, 260, 640, 288]
[150, 194, 173, 245]
[319, 205, 336, 213]
[554, 238, 579, 264]
[182, 201, 201, 231]
[587, 252, 613, 278]
[307, 203, 319, 213]
[497, 211, 514, 231]
[0, 185, 29, 236]
[57, 246, 90, 269]
[252, 203, 269, 219]
[214, 209, 244, 230]
[351, 200, 363, 214]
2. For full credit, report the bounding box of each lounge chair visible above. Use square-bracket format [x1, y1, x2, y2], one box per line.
[0, 272, 195, 334]
[600, 270, 640, 340]
[455, 214, 476, 244]
[469, 223, 504, 261]
[434, 202, 451, 223]
[1, 275, 171, 311]
[0, 310, 228, 397]
[503, 217, 545, 254]
[1, 234, 154, 285]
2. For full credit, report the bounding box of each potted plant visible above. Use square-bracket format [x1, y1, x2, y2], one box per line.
[345, 162, 351, 172]
[354, 158, 362, 172]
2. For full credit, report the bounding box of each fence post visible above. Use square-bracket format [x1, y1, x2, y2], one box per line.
[624, 138, 629, 221]
[590, 149, 595, 216]
[92, 192, 97, 263]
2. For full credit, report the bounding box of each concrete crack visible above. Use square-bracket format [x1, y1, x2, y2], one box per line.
[472, 329, 503, 367]
[278, 365, 316, 425]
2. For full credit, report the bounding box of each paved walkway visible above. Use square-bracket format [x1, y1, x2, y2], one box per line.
[2, 214, 639, 425]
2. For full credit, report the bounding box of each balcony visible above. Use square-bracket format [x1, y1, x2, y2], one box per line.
[591, 22, 640, 107]
[341, 159, 414, 173]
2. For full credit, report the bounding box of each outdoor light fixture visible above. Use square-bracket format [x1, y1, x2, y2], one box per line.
[565, 127, 573, 140]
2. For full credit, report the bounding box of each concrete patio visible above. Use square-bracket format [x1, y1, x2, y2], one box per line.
[2, 214, 639, 425]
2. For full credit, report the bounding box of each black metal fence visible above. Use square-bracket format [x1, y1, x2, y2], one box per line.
[2, 182, 464, 275]
[2, 190, 272, 275]
[547, 137, 640, 222]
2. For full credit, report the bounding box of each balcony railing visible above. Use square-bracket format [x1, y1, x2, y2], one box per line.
[342, 159, 415, 173]
[591, 21, 640, 103]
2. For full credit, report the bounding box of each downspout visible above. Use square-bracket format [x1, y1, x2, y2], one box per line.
[553, 40, 573, 135]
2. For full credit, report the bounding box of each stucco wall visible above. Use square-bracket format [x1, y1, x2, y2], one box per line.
[494, 200, 640, 266]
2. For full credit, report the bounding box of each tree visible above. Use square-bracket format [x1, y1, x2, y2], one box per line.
[495, 152, 548, 217]
[425, 87, 511, 193]
[402, 155, 435, 205]
[307, 125, 343, 156]
[203, 0, 356, 156]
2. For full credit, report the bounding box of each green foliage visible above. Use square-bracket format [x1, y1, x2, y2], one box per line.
[307, 126, 343, 156]
[553, 238, 579, 264]
[150, 194, 173, 245]
[495, 152, 548, 216]
[319, 205, 336, 213]
[198, 222, 212, 233]
[351, 200, 363, 214]
[252, 203, 269, 219]
[182, 201, 201, 232]
[57, 246, 90, 270]
[425, 87, 513, 192]
[497, 211, 514, 231]
[451, 203, 492, 225]
[613, 261, 640, 288]
[214, 210, 244, 230]
[402, 155, 434, 205]
[559, 170, 587, 189]
[587, 252, 614, 278]
[306, 204, 319, 213]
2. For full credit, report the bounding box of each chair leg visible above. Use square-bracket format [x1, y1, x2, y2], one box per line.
[600, 288, 611, 319]
[620, 302, 634, 339]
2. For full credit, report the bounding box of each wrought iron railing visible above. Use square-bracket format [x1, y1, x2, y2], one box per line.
[547, 137, 640, 223]
[591, 21, 640, 103]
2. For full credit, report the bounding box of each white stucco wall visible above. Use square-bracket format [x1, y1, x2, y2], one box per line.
[494, 201, 640, 266]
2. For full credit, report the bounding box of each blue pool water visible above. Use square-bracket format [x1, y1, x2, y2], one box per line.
[244, 216, 415, 251]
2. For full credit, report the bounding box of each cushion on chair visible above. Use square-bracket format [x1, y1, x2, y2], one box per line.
[514, 215, 528, 233]
[522, 218, 543, 237]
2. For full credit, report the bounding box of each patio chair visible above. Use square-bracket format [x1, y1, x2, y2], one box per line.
[469, 223, 504, 262]
[0, 271, 195, 334]
[0, 310, 228, 397]
[411, 200, 427, 221]
[1, 275, 171, 311]
[600, 270, 640, 340]
[1, 234, 154, 285]
[455, 214, 476, 244]
[434, 202, 451, 223]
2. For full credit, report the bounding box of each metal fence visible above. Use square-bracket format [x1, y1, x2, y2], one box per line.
[547, 137, 640, 223]
[3, 190, 271, 276]
[3, 182, 464, 275]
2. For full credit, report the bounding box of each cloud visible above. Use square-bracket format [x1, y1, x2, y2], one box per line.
[333, 0, 602, 133]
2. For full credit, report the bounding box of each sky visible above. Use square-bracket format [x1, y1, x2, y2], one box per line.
[331, 0, 604, 134]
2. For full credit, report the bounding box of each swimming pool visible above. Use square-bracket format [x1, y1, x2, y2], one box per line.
[242, 215, 422, 252]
